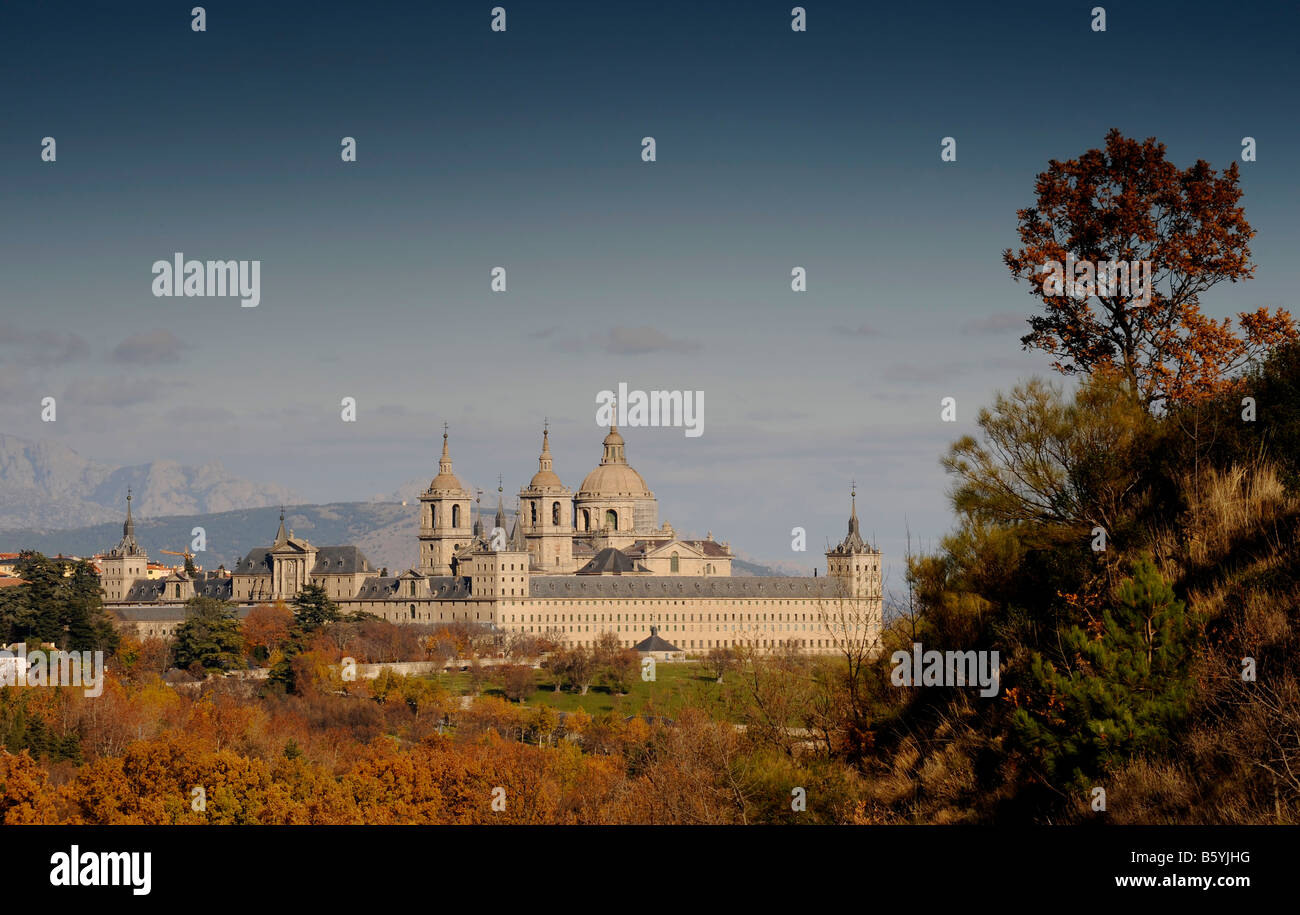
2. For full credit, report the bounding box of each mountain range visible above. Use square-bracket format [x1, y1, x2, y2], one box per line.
[0, 433, 297, 531]
[0, 434, 787, 576]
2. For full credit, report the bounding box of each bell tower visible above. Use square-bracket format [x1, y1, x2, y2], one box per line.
[418, 427, 472, 575]
[520, 423, 575, 573]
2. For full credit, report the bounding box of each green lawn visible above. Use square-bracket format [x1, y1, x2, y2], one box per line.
[433, 661, 727, 718]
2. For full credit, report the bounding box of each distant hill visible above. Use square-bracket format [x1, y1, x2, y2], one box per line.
[0, 433, 297, 530]
[0, 503, 416, 574]
[0, 501, 791, 579]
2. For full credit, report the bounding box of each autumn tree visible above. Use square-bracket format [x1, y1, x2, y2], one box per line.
[242, 603, 293, 663]
[1004, 128, 1295, 410]
[500, 664, 535, 703]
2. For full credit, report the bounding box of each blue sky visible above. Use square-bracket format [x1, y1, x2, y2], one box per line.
[2, 0, 1297, 581]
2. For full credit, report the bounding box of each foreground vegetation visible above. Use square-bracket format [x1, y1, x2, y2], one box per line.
[4, 130, 1299, 824]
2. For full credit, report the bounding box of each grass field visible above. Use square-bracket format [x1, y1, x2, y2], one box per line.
[436, 661, 727, 718]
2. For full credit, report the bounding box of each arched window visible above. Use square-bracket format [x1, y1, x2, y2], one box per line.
[552, 501, 561, 525]
[430, 504, 436, 527]
[530, 501, 538, 525]
[605, 509, 617, 530]
[670, 552, 679, 573]
[581, 509, 590, 531]
[452, 504, 461, 527]
[410, 605, 416, 619]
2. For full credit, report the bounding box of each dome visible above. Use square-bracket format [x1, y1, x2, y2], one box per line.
[579, 462, 650, 496]
[530, 468, 564, 489]
[578, 426, 651, 495]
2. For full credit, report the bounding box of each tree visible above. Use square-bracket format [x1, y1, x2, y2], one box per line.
[0, 553, 118, 652]
[242, 603, 293, 663]
[568, 646, 596, 696]
[1004, 128, 1295, 410]
[291, 585, 340, 632]
[1010, 558, 1197, 787]
[943, 374, 1155, 535]
[703, 647, 734, 684]
[173, 597, 246, 672]
[602, 648, 638, 696]
[501, 664, 535, 703]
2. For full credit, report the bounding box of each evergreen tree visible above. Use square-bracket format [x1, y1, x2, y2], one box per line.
[291, 584, 340, 632]
[173, 597, 245, 672]
[1011, 557, 1196, 787]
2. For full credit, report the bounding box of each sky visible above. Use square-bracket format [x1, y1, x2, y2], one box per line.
[2, 0, 1297, 582]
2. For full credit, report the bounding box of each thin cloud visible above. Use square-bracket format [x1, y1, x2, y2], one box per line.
[555, 325, 701, 355]
[0, 321, 89, 365]
[112, 330, 188, 364]
[960, 312, 1025, 335]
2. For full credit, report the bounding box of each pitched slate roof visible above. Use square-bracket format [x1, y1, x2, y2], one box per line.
[576, 547, 644, 575]
[235, 544, 372, 575]
[354, 575, 471, 600]
[528, 575, 846, 599]
[633, 627, 680, 652]
[311, 546, 372, 575]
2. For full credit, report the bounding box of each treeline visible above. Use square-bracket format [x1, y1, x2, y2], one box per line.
[0, 553, 119, 652]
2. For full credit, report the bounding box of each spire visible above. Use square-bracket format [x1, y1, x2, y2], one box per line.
[830, 483, 867, 554]
[428, 423, 467, 493]
[509, 496, 527, 550]
[494, 476, 505, 531]
[123, 487, 135, 538]
[275, 506, 287, 545]
[115, 488, 142, 556]
[439, 425, 453, 476]
[539, 423, 553, 472]
[528, 421, 565, 491]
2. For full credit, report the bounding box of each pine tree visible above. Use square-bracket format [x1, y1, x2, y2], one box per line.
[173, 597, 245, 672]
[1011, 557, 1196, 787]
[291, 584, 340, 632]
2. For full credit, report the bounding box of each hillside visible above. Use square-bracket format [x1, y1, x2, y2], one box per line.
[0, 433, 297, 530]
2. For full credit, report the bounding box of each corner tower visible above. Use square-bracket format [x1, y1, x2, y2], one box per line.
[825, 484, 882, 601]
[101, 488, 148, 602]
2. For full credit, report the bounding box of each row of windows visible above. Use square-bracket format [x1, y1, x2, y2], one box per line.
[509, 611, 821, 624]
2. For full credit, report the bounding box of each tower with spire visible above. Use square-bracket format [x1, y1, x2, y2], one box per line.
[519, 422, 576, 572]
[100, 488, 149, 602]
[825, 483, 882, 601]
[418, 427, 473, 575]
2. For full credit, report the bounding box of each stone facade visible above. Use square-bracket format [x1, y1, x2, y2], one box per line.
[105, 426, 884, 656]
